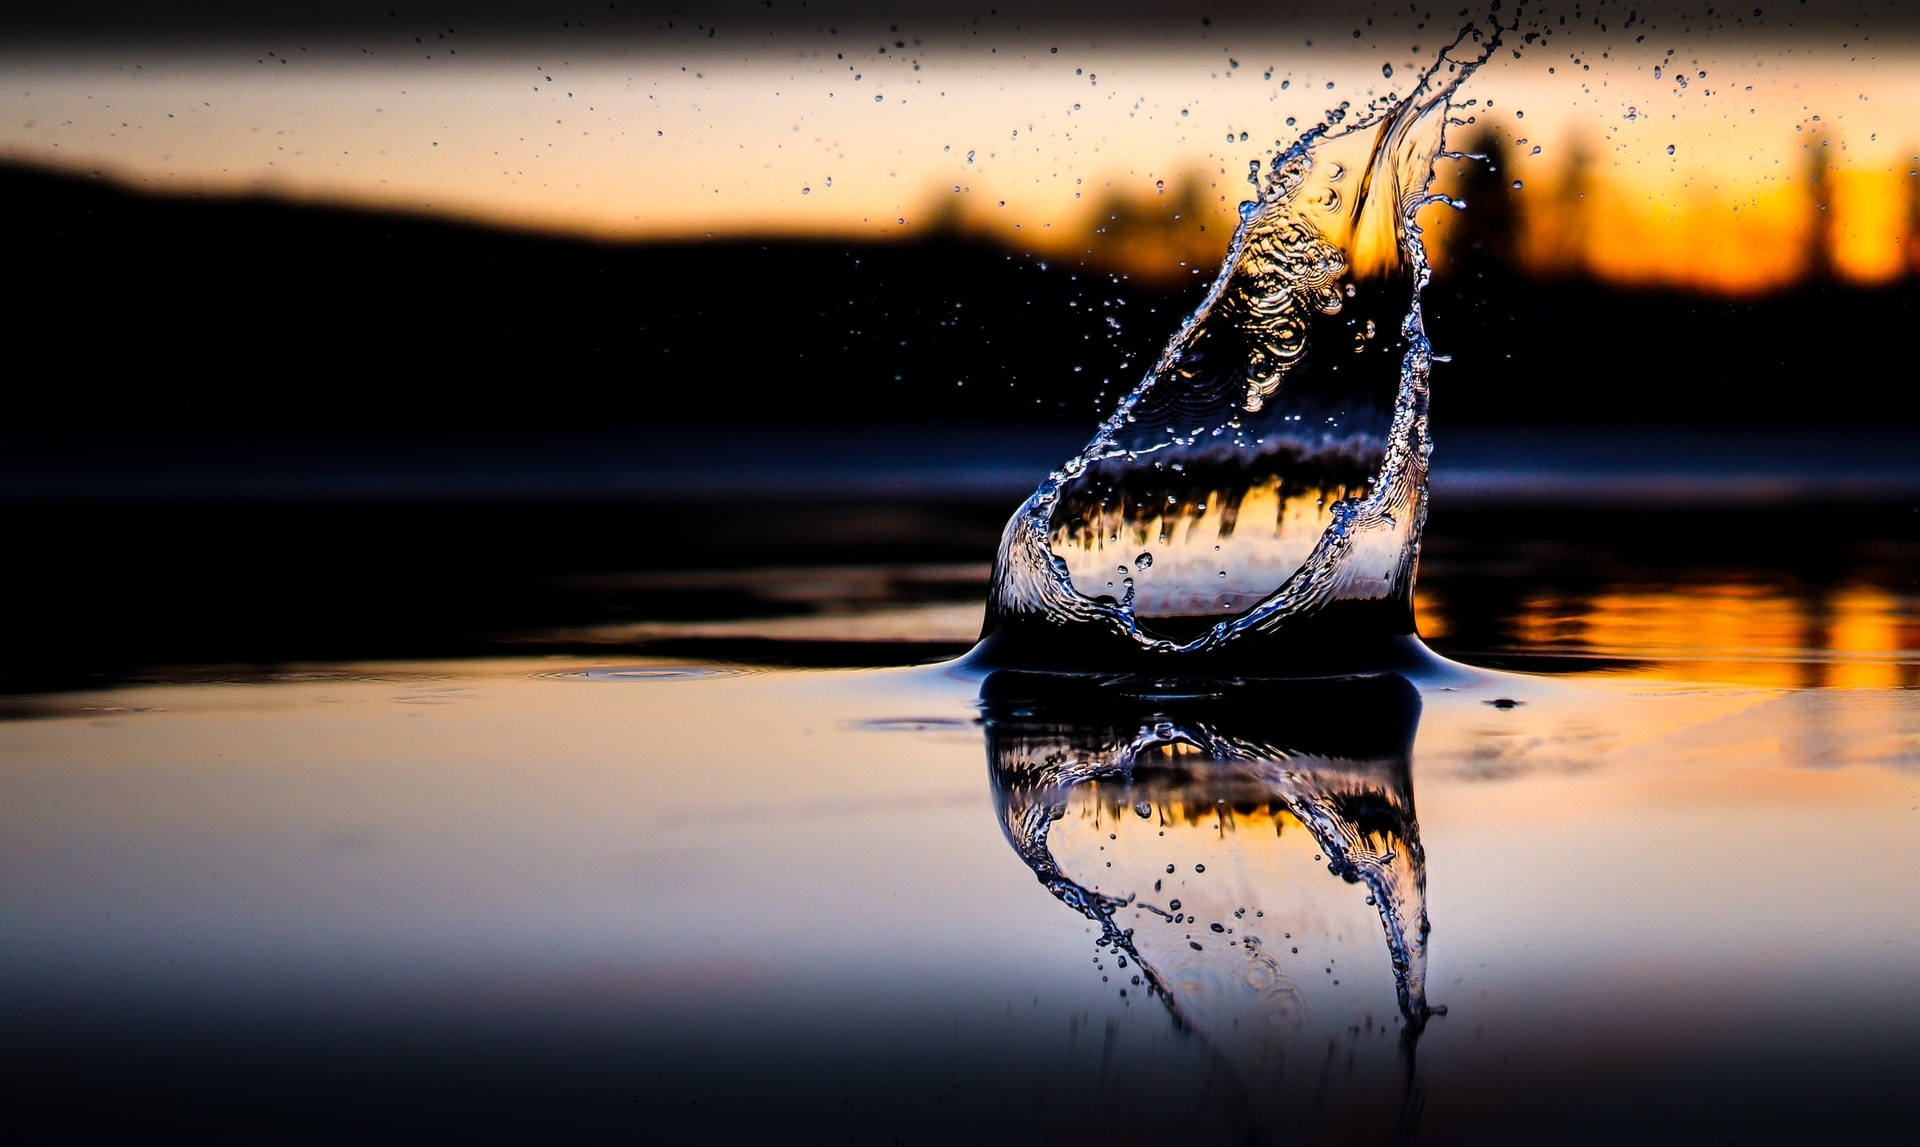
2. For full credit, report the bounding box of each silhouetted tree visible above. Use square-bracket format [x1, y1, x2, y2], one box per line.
[1804, 129, 1836, 285]
[1441, 128, 1521, 284]
[1906, 148, 1920, 277]
[1544, 135, 1594, 279]
[1079, 171, 1220, 286]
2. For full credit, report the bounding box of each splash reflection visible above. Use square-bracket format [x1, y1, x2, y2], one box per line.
[982, 670, 1437, 1124]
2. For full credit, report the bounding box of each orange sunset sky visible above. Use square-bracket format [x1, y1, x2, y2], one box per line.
[5, 4, 1918, 296]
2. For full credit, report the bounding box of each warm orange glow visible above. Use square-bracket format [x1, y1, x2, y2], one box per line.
[1825, 585, 1911, 690]
[1412, 585, 1450, 641]
[923, 170, 1227, 288]
[1826, 166, 1916, 286]
[1418, 126, 1920, 297]
[943, 136, 1920, 296]
[1434, 580, 1920, 688]
[1579, 584, 1813, 685]
[1076, 783, 1305, 835]
[5, 38, 1918, 297]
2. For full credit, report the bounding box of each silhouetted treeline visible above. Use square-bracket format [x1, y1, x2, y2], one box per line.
[7, 160, 1915, 433]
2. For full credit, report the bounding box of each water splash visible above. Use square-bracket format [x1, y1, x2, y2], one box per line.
[981, 26, 1501, 671]
[981, 671, 1435, 1037]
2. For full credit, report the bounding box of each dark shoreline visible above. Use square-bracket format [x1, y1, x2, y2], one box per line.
[9, 158, 1917, 433]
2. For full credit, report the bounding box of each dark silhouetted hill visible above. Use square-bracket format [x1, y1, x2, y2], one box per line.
[6, 160, 1915, 433]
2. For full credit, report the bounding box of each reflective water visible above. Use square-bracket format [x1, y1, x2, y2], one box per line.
[4, 641, 1917, 1141]
[983, 670, 1437, 1039]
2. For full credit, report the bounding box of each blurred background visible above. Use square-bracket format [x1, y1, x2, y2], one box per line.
[3, 1, 1916, 691]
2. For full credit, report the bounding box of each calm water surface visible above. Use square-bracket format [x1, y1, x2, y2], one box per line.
[5, 635, 1917, 1142]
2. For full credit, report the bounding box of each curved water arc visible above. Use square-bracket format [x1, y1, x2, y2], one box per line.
[982, 24, 1501, 670]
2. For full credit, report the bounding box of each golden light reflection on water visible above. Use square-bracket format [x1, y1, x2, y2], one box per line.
[332, 557, 1920, 687]
[1826, 584, 1918, 690]
[1418, 579, 1920, 687]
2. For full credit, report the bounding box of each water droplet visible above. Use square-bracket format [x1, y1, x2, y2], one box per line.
[1511, 179, 1523, 190]
[1667, 144, 1677, 155]
[1382, 63, 1394, 78]
[1135, 552, 1153, 571]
